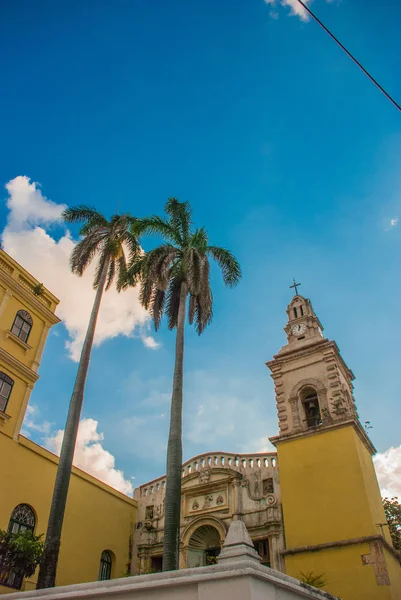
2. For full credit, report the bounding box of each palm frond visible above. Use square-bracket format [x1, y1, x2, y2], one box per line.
[207, 245, 242, 287]
[189, 227, 208, 251]
[124, 231, 141, 263]
[145, 245, 178, 290]
[65, 206, 140, 295]
[105, 258, 116, 291]
[62, 206, 108, 227]
[136, 216, 182, 246]
[140, 276, 155, 310]
[119, 254, 147, 291]
[114, 252, 129, 289]
[166, 275, 183, 330]
[151, 288, 166, 331]
[165, 198, 192, 244]
[79, 222, 106, 237]
[186, 248, 203, 296]
[194, 258, 213, 334]
[70, 230, 107, 275]
[105, 238, 121, 259]
[188, 293, 196, 325]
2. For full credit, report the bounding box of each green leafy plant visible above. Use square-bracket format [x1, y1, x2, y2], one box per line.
[383, 497, 401, 554]
[299, 571, 328, 589]
[0, 529, 44, 585]
[33, 283, 44, 296]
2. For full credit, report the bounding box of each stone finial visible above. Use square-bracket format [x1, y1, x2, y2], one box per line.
[218, 520, 262, 565]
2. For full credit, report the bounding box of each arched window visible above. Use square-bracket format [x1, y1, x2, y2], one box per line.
[2, 505, 35, 589]
[8, 504, 36, 534]
[11, 310, 33, 343]
[0, 372, 14, 413]
[301, 387, 322, 429]
[98, 550, 112, 581]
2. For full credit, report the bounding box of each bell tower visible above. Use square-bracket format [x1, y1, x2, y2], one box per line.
[267, 283, 401, 600]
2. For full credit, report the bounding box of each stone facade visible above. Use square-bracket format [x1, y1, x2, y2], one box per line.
[132, 451, 284, 574]
[268, 294, 359, 439]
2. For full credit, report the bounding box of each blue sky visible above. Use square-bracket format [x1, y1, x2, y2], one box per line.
[0, 0, 400, 494]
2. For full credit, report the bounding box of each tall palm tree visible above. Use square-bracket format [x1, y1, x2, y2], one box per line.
[125, 198, 241, 571]
[37, 207, 139, 589]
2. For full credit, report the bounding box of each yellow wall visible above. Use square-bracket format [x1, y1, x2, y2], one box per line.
[0, 249, 137, 593]
[0, 435, 136, 592]
[286, 544, 384, 600]
[277, 423, 401, 599]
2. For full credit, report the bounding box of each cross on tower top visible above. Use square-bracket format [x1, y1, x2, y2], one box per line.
[289, 278, 301, 296]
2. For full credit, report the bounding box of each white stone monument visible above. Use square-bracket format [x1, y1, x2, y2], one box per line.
[12, 521, 338, 600]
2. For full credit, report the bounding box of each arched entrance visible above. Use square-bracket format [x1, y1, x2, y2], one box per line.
[187, 525, 221, 568]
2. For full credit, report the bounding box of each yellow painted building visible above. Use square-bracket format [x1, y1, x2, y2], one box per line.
[0, 249, 136, 593]
[267, 293, 401, 599]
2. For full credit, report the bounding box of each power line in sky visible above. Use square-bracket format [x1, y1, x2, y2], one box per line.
[295, 0, 401, 114]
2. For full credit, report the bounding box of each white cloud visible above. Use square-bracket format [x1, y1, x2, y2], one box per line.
[183, 371, 277, 454]
[264, 0, 312, 21]
[264, 0, 333, 21]
[22, 404, 53, 436]
[5, 176, 65, 230]
[390, 217, 399, 228]
[2, 176, 159, 361]
[374, 446, 401, 499]
[141, 335, 161, 350]
[45, 418, 134, 495]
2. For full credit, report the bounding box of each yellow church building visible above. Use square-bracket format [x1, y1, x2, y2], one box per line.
[0, 249, 136, 593]
[132, 286, 401, 599]
[0, 247, 400, 599]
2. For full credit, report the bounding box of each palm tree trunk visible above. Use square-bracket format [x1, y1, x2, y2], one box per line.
[36, 257, 110, 589]
[162, 280, 187, 572]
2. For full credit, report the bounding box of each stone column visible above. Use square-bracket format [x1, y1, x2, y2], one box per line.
[268, 533, 284, 572]
[317, 388, 329, 415]
[179, 544, 187, 569]
[231, 478, 242, 520]
[289, 397, 301, 431]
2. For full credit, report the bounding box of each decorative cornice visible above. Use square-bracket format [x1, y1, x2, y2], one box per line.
[139, 451, 278, 490]
[267, 338, 328, 366]
[267, 339, 355, 383]
[0, 248, 59, 302]
[269, 418, 376, 455]
[0, 347, 39, 384]
[0, 268, 60, 326]
[281, 534, 400, 563]
[0, 256, 13, 274]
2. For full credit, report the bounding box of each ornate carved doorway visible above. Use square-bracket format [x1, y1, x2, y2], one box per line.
[187, 525, 221, 567]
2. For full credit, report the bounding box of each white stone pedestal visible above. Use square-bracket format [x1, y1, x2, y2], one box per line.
[12, 521, 339, 600]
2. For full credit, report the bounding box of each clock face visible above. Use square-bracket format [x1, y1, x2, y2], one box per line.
[292, 323, 307, 336]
